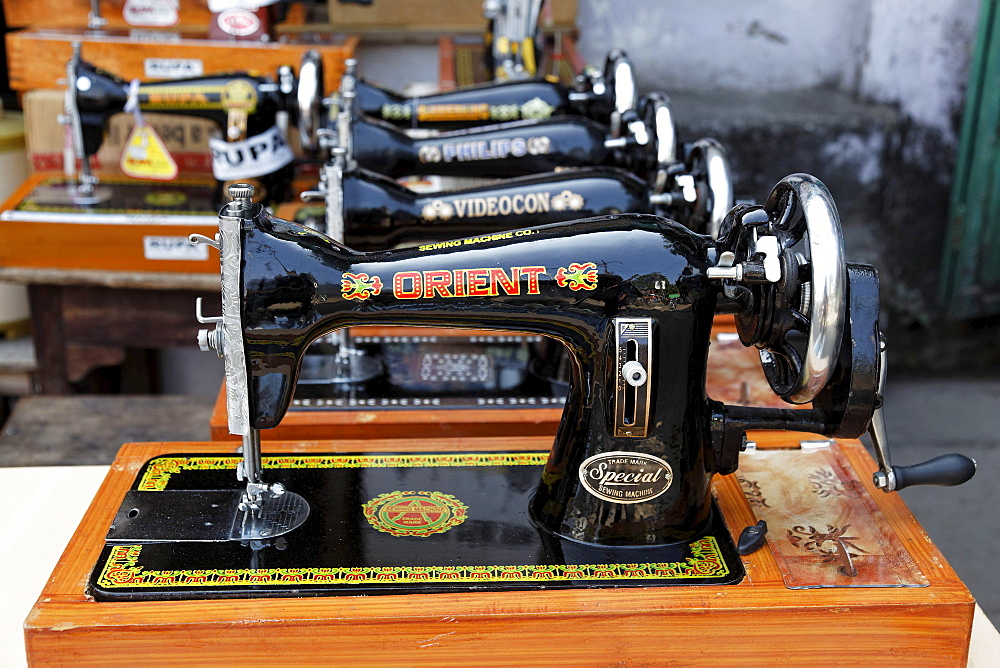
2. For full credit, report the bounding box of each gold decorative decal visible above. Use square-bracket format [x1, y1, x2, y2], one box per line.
[138, 453, 547, 491]
[220, 80, 258, 113]
[362, 490, 468, 537]
[97, 537, 729, 588]
[520, 97, 555, 120]
[417, 103, 491, 122]
[417, 136, 551, 164]
[421, 190, 584, 221]
[341, 272, 384, 301]
[555, 262, 599, 291]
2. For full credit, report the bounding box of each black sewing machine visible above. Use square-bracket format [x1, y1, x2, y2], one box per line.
[349, 50, 637, 131]
[334, 60, 672, 182]
[282, 90, 729, 390]
[303, 95, 731, 243]
[39, 45, 324, 207]
[91, 175, 975, 602]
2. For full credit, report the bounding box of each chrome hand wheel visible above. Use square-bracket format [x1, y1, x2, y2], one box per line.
[296, 50, 324, 154]
[685, 138, 733, 238]
[726, 173, 846, 404]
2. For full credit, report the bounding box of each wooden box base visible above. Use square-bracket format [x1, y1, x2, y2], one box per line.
[26, 437, 974, 665]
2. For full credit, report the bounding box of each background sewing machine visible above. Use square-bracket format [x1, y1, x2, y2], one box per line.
[345, 49, 637, 132]
[0, 47, 326, 280]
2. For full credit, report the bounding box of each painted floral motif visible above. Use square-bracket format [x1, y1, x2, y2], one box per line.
[787, 524, 868, 577]
[555, 262, 599, 291]
[737, 476, 771, 508]
[520, 97, 556, 120]
[808, 467, 863, 498]
[341, 272, 384, 301]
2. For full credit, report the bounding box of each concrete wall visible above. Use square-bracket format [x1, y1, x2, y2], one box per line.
[577, 0, 979, 144]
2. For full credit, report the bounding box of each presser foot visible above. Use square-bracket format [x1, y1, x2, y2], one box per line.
[106, 488, 310, 543]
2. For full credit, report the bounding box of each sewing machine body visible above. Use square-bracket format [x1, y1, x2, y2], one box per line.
[62, 54, 306, 205]
[354, 49, 635, 130]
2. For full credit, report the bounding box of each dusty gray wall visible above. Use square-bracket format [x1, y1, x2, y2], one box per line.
[577, 0, 978, 142]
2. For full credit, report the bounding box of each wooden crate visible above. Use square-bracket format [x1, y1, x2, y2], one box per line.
[6, 29, 359, 92]
[24, 437, 974, 665]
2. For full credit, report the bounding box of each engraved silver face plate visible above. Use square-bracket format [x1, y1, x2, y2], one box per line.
[613, 317, 654, 437]
[218, 209, 250, 436]
[107, 489, 310, 542]
[325, 158, 345, 242]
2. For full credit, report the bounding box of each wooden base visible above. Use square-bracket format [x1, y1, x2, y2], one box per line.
[0, 173, 223, 275]
[26, 437, 974, 665]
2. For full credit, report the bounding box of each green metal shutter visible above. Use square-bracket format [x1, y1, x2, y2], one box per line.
[941, 0, 1000, 319]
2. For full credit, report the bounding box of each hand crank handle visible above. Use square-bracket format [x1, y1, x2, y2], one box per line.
[888, 454, 976, 492]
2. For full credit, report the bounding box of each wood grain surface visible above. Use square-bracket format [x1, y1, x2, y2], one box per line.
[6, 30, 358, 93]
[25, 437, 974, 665]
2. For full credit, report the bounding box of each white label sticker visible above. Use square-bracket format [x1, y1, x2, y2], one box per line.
[209, 126, 294, 180]
[144, 58, 204, 79]
[143, 236, 210, 261]
[124, 0, 179, 26]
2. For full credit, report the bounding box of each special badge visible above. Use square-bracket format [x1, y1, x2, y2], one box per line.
[579, 452, 674, 504]
[362, 490, 468, 537]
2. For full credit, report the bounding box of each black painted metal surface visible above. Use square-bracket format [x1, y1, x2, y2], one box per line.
[90, 452, 744, 601]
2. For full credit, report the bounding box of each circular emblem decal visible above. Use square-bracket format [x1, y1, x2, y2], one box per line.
[217, 8, 261, 37]
[578, 451, 673, 504]
[363, 490, 468, 537]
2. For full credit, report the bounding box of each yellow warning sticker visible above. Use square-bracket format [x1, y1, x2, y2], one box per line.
[120, 124, 178, 181]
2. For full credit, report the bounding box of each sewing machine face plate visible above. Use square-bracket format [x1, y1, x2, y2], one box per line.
[89, 451, 743, 601]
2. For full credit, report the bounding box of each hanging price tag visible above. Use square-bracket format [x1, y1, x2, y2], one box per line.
[120, 125, 179, 180]
[120, 79, 179, 181]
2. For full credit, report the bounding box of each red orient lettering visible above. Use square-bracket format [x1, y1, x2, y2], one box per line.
[393, 271, 422, 299]
[519, 266, 546, 294]
[489, 268, 519, 296]
[423, 270, 454, 298]
[466, 269, 492, 296]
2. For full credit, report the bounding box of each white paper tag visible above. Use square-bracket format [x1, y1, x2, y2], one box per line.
[143, 236, 210, 261]
[144, 58, 204, 79]
[124, 0, 179, 27]
[209, 126, 294, 180]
